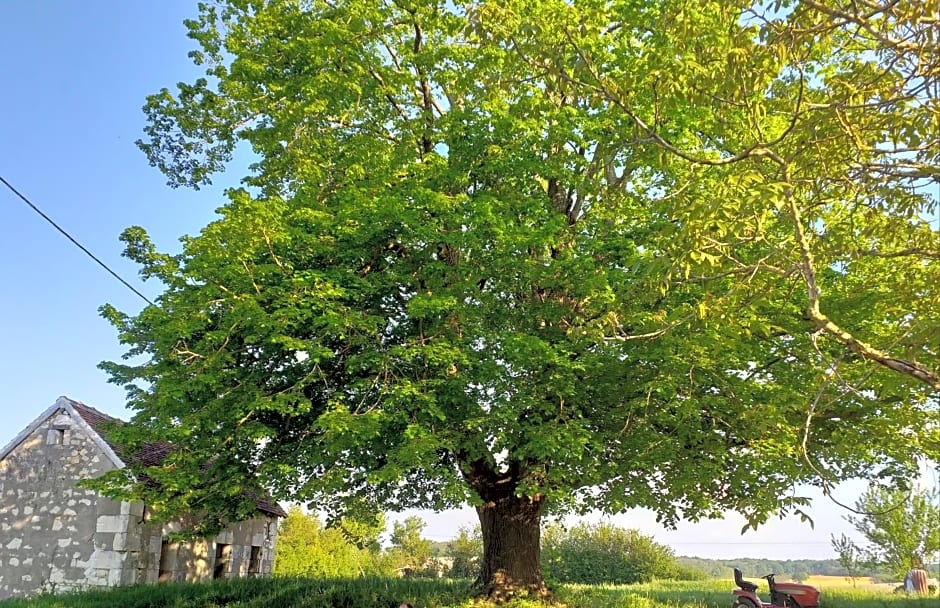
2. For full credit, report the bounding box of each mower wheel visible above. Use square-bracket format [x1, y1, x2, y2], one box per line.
[734, 599, 759, 608]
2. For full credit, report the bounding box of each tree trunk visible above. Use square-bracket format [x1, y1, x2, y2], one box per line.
[476, 492, 550, 602]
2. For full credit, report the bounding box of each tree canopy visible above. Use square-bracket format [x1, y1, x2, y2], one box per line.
[100, 0, 939, 598]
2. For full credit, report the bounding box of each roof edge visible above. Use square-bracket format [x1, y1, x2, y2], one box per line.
[59, 397, 126, 470]
[0, 401, 61, 463]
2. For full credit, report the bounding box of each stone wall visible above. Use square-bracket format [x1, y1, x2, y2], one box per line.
[151, 517, 279, 583]
[0, 411, 120, 598]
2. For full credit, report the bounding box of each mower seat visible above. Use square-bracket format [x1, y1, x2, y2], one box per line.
[734, 568, 759, 592]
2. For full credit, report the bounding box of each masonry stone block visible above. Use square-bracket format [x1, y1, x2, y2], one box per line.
[112, 532, 141, 552]
[96, 515, 130, 534]
[88, 568, 109, 585]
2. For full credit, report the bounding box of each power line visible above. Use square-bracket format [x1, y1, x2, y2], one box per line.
[0, 174, 155, 307]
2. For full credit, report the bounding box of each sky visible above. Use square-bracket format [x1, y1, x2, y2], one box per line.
[0, 1, 933, 562]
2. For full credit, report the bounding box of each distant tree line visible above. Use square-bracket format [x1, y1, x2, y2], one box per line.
[675, 556, 865, 581]
[275, 508, 476, 579]
[678, 555, 939, 584]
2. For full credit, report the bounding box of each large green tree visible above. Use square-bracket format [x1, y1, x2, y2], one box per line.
[100, 0, 939, 600]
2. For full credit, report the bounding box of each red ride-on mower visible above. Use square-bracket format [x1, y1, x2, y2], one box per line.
[733, 568, 821, 608]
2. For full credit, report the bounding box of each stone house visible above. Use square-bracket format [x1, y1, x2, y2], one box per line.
[0, 396, 287, 600]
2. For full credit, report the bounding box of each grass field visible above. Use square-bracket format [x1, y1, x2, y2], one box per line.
[800, 575, 897, 592]
[0, 577, 936, 608]
[803, 575, 877, 588]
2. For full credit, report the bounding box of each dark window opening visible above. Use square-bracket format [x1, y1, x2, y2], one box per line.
[248, 546, 262, 576]
[158, 540, 173, 582]
[47, 428, 66, 445]
[214, 543, 232, 579]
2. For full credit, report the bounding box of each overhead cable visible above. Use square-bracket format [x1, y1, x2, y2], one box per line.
[0, 174, 155, 306]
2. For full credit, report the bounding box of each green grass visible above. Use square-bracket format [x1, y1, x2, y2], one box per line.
[554, 579, 939, 608]
[0, 577, 472, 608]
[0, 577, 936, 608]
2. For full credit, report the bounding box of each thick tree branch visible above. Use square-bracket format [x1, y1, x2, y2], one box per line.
[767, 150, 940, 390]
[367, 67, 410, 122]
[409, 17, 434, 155]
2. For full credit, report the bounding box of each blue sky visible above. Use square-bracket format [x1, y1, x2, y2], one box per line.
[1, 1, 227, 429]
[0, 1, 924, 561]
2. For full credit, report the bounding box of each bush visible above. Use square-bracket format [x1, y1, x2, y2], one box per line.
[542, 522, 683, 584]
[274, 507, 384, 577]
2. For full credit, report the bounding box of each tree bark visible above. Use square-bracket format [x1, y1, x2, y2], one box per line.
[475, 492, 551, 602]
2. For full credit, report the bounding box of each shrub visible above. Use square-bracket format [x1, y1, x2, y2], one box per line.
[542, 522, 683, 584]
[274, 507, 381, 577]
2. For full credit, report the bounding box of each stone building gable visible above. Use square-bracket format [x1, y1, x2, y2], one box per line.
[0, 397, 125, 471]
[0, 397, 283, 600]
[0, 398, 126, 598]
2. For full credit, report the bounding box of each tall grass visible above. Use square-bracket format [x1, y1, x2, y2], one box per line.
[0, 577, 936, 608]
